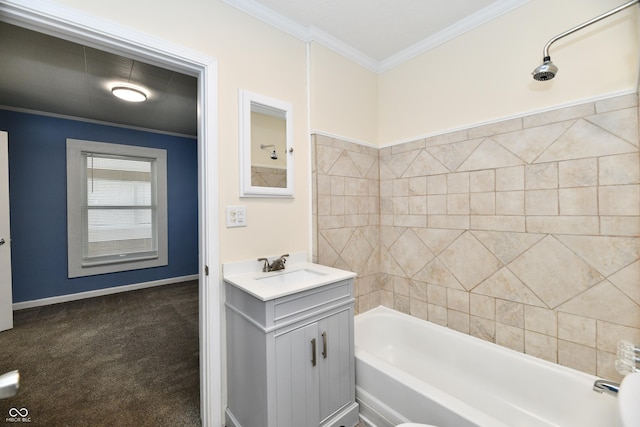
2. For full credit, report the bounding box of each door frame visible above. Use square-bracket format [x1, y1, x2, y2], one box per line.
[0, 1, 222, 425]
[0, 131, 13, 332]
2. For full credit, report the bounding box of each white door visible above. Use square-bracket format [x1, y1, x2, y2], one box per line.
[0, 131, 13, 332]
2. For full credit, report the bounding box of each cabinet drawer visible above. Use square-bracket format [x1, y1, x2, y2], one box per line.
[274, 280, 352, 325]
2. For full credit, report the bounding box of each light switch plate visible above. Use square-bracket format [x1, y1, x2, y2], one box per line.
[226, 206, 247, 227]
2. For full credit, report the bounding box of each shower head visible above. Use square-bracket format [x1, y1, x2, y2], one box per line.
[531, 0, 639, 81]
[260, 144, 278, 160]
[532, 56, 558, 81]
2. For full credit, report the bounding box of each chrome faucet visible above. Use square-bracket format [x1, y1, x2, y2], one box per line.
[257, 254, 289, 272]
[593, 379, 620, 396]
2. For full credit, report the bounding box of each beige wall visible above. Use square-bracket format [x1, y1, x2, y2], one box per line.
[310, 43, 378, 145]
[377, 0, 639, 145]
[53, 0, 311, 263]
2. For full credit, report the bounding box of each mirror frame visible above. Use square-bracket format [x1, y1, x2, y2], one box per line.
[239, 89, 294, 198]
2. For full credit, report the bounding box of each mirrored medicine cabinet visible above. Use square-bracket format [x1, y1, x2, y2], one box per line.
[239, 90, 294, 198]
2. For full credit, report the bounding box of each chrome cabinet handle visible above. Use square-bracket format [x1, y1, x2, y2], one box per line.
[311, 338, 317, 367]
[322, 332, 327, 359]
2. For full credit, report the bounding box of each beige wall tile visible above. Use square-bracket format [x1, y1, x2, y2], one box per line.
[427, 174, 447, 194]
[392, 139, 425, 154]
[394, 215, 426, 227]
[428, 303, 447, 326]
[330, 176, 345, 195]
[470, 192, 495, 215]
[523, 103, 594, 128]
[597, 350, 623, 382]
[427, 284, 447, 306]
[496, 300, 524, 328]
[559, 187, 598, 215]
[318, 174, 332, 195]
[425, 129, 469, 147]
[595, 93, 638, 113]
[470, 170, 495, 192]
[558, 312, 596, 347]
[393, 196, 409, 215]
[428, 215, 469, 229]
[525, 163, 558, 190]
[409, 176, 427, 195]
[470, 293, 495, 320]
[525, 189, 558, 215]
[448, 310, 470, 334]
[525, 330, 557, 363]
[559, 158, 598, 188]
[448, 194, 470, 214]
[447, 288, 469, 313]
[526, 216, 599, 235]
[558, 340, 596, 374]
[496, 166, 524, 191]
[496, 323, 524, 352]
[380, 180, 393, 197]
[409, 195, 427, 215]
[495, 191, 525, 215]
[525, 306, 557, 336]
[596, 321, 640, 354]
[600, 216, 640, 236]
[468, 117, 522, 138]
[469, 215, 526, 232]
[410, 280, 427, 301]
[393, 178, 409, 196]
[599, 153, 640, 185]
[448, 172, 470, 194]
[426, 195, 447, 215]
[599, 185, 640, 216]
[470, 316, 496, 342]
[410, 299, 429, 321]
[394, 294, 410, 313]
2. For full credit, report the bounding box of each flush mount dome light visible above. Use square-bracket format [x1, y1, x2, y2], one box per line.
[111, 86, 147, 102]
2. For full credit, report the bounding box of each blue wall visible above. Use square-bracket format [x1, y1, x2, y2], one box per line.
[0, 109, 199, 303]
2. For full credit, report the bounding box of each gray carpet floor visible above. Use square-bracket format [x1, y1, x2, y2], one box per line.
[0, 281, 200, 426]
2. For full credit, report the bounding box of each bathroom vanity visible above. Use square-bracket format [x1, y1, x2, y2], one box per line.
[223, 256, 359, 427]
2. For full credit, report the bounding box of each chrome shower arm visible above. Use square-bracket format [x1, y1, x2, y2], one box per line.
[542, 0, 639, 59]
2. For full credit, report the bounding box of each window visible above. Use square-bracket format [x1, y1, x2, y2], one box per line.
[67, 139, 167, 277]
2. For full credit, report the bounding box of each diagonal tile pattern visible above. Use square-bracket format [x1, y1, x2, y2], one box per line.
[313, 93, 640, 381]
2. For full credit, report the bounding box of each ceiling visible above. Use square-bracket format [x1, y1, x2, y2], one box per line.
[0, 22, 198, 136]
[0, 1, 528, 134]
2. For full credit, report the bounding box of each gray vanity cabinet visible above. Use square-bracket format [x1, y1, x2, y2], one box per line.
[225, 278, 359, 427]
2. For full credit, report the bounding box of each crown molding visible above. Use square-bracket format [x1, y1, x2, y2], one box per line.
[225, 0, 530, 74]
[223, 0, 309, 40]
[379, 0, 530, 72]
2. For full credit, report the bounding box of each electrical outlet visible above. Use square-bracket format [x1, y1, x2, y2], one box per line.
[226, 206, 247, 227]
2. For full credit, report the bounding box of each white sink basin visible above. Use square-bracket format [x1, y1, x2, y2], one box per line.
[256, 268, 327, 286]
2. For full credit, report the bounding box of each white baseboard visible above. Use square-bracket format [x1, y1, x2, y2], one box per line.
[12, 274, 199, 311]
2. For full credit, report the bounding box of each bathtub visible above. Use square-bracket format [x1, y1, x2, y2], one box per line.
[354, 306, 620, 427]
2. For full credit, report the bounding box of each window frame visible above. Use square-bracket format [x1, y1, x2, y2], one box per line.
[66, 139, 168, 278]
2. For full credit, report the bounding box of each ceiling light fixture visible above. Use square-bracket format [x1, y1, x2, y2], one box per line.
[111, 86, 147, 102]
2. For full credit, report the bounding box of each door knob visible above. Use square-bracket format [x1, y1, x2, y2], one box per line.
[0, 238, 5, 246]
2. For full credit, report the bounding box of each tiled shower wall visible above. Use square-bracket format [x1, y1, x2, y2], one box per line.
[312, 93, 640, 380]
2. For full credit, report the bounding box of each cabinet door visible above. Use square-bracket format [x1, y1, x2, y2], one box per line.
[318, 309, 352, 423]
[275, 322, 320, 427]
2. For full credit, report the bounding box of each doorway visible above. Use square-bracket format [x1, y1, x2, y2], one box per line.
[0, 2, 221, 426]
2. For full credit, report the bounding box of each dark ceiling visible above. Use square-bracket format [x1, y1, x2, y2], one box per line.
[0, 22, 198, 136]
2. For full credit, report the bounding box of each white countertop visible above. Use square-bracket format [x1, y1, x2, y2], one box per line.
[223, 254, 356, 301]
